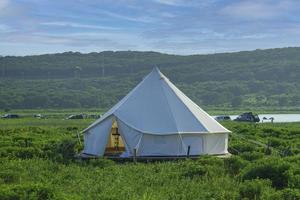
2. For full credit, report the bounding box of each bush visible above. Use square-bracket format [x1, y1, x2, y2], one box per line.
[0, 170, 19, 184]
[180, 157, 224, 179]
[287, 167, 300, 188]
[43, 138, 79, 163]
[14, 147, 41, 159]
[268, 137, 286, 148]
[0, 184, 55, 200]
[0, 187, 19, 200]
[239, 179, 272, 200]
[224, 156, 248, 175]
[280, 188, 300, 200]
[230, 142, 256, 153]
[241, 158, 291, 189]
[181, 164, 208, 179]
[240, 152, 264, 161]
[0, 147, 41, 159]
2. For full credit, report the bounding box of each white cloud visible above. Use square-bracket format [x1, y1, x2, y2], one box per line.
[0, 24, 14, 33]
[240, 33, 276, 39]
[160, 12, 176, 18]
[0, 0, 9, 10]
[99, 10, 156, 23]
[153, 0, 217, 7]
[41, 21, 120, 30]
[220, 0, 294, 20]
[153, 0, 185, 6]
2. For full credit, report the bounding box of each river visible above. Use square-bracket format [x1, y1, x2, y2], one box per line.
[212, 114, 300, 123]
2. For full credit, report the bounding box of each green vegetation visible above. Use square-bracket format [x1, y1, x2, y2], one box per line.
[0, 115, 299, 199]
[0, 47, 299, 110]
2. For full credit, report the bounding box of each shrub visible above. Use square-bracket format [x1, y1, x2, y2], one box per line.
[224, 156, 248, 175]
[179, 157, 224, 179]
[268, 137, 286, 148]
[230, 142, 256, 153]
[12, 136, 33, 147]
[240, 152, 264, 161]
[0, 184, 55, 200]
[241, 158, 291, 189]
[287, 168, 300, 188]
[0, 170, 19, 184]
[280, 188, 300, 200]
[43, 138, 79, 163]
[14, 147, 41, 159]
[0, 147, 41, 159]
[0, 187, 19, 200]
[239, 179, 272, 200]
[181, 164, 207, 179]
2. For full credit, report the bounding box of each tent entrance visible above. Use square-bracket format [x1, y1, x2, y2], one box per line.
[104, 119, 126, 156]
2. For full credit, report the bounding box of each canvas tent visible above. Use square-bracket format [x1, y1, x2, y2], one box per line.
[82, 68, 230, 157]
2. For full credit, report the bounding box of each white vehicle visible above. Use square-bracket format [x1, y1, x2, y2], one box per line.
[215, 115, 231, 121]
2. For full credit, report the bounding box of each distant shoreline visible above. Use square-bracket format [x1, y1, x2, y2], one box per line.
[1, 107, 299, 116]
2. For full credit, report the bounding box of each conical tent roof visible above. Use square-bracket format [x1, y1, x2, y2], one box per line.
[84, 68, 230, 135]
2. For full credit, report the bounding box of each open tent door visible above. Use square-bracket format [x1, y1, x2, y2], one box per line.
[83, 116, 114, 156]
[104, 119, 126, 156]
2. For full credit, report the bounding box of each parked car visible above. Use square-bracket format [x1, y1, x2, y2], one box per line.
[215, 115, 231, 121]
[66, 114, 85, 119]
[234, 112, 260, 122]
[2, 114, 19, 119]
[89, 114, 100, 119]
[34, 114, 43, 118]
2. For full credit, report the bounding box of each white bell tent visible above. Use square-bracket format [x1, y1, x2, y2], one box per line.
[82, 68, 230, 157]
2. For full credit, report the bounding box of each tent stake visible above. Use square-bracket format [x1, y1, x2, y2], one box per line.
[187, 145, 191, 158]
[133, 148, 137, 163]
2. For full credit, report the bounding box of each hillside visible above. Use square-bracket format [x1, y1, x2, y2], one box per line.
[0, 47, 299, 110]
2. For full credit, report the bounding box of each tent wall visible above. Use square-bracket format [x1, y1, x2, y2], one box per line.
[182, 135, 204, 155]
[117, 118, 228, 156]
[138, 134, 186, 156]
[203, 133, 228, 155]
[83, 117, 113, 156]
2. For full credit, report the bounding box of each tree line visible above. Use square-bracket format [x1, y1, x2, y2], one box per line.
[0, 47, 299, 109]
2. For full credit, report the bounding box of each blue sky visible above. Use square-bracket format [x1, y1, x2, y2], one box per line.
[1, 0, 300, 55]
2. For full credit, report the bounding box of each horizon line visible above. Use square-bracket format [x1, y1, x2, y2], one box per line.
[1, 46, 299, 57]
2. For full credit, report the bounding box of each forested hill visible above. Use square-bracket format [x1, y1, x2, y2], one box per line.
[0, 47, 299, 109]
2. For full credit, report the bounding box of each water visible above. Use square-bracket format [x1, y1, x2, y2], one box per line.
[212, 114, 300, 123]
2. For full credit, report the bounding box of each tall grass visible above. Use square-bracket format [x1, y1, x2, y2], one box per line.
[0, 116, 299, 199]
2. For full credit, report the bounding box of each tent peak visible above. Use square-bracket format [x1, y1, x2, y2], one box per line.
[152, 66, 160, 73]
[150, 66, 166, 80]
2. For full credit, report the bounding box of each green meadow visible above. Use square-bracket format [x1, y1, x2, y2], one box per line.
[0, 114, 299, 200]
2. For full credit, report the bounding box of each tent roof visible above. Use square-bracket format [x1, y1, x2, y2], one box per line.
[83, 68, 230, 135]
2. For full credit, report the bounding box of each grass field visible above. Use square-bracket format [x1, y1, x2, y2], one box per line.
[0, 114, 299, 200]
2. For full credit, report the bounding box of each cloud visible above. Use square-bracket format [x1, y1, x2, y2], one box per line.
[98, 10, 157, 23]
[153, 0, 186, 6]
[41, 21, 120, 30]
[220, 0, 294, 20]
[0, 0, 9, 10]
[0, 24, 15, 33]
[0, 30, 144, 51]
[153, 0, 217, 7]
[1, 0, 300, 56]
[239, 33, 277, 39]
